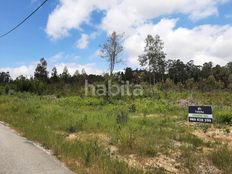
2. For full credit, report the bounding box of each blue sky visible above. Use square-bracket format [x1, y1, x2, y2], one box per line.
[0, 0, 232, 78]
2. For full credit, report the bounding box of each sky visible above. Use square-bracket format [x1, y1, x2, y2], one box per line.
[0, 0, 232, 79]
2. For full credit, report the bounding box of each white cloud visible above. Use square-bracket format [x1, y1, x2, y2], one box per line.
[124, 19, 232, 66]
[46, 0, 115, 39]
[48, 52, 80, 63]
[76, 34, 89, 49]
[46, 0, 226, 39]
[76, 32, 97, 49]
[45, 0, 231, 67]
[0, 65, 36, 79]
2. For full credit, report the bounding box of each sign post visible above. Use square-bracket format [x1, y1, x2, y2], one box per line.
[188, 106, 213, 123]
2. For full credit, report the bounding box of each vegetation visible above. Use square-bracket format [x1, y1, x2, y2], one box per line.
[100, 32, 124, 76]
[0, 34, 231, 173]
[0, 34, 232, 96]
[0, 91, 231, 173]
[139, 34, 166, 83]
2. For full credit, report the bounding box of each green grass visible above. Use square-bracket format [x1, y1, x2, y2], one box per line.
[0, 91, 231, 173]
[208, 146, 232, 173]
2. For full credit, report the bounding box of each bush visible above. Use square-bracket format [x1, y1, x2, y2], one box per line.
[116, 111, 128, 125]
[216, 112, 232, 124]
[128, 104, 136, 113]
[14, 77, 46, 95]
[66, 117, 86, 133]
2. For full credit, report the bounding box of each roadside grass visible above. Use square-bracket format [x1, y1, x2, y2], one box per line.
[0, 91, 231, 173]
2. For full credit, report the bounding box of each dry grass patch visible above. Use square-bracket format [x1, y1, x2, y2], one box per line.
[193, 126, 232, 147]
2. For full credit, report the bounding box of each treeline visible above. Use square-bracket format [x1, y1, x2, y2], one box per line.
[0, 58, 232, 96]
[119, 61, 232, 91]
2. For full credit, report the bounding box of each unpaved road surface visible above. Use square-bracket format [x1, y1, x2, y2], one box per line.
[0, 123, 74, 174]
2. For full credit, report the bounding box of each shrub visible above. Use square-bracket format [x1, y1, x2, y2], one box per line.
[66, 118, 86, 133]
[128, 104, 136, 113]
[216, 112, 232, 124]
[116, 111, 128, 125]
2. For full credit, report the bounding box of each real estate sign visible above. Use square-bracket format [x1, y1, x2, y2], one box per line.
[188, 106, 213, 123]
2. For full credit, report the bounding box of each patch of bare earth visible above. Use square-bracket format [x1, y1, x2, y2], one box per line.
[116, 154, 182, 173]
[195, 160, 222, 174]
[177, 98, 195, 108]
[193, 126, 232, 147]
[66, 132, 183, 173]
[185, 125, 232, 174]
[67, 132, 110, 146]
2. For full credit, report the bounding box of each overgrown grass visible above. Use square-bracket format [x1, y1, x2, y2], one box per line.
[0, 91, 231, 173]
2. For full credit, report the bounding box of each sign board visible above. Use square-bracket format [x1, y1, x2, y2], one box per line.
[188, 106, 213, 123]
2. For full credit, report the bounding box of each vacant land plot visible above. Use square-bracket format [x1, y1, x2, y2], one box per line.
[0, 91, 232, 173]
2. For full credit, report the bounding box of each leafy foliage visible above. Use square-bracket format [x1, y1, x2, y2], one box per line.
[139, 34, 166, 84]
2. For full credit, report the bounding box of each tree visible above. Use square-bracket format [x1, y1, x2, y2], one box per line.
[212, 65, 228, 84]
[100, 32, 124, 76]
[139, 34, 166, 84]
[228, 74, 232, 90]
[61, 66, 71, 81]
[186, 60, 201, 81]
[167, 59, 187, 84]
[123, 67, 133, 82]
[81, 68, 86, 75]
[201, 62, 213, 79]
[51, 67, 59, 82]
[226, 62, 232, 74]
[34, 58, 48, 82]
[0, 72, 11, 83]
[73, 70, 80, 77]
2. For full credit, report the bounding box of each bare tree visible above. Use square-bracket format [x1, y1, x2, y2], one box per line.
[100, 32, 124, 76]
